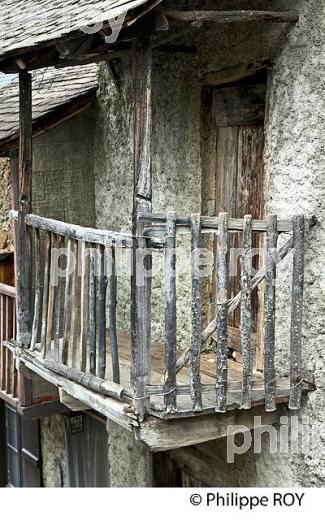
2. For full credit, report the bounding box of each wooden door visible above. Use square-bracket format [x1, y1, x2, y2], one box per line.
[202, 78, 266, 355]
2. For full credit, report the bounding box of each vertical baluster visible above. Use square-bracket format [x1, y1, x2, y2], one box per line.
[11, 297, 17, 397]
[216, 212, 229, 413]
[0, 295, 4, 390]
[80, 241, 89, 372]
[164, 212, 177, 413]
[46, 233, 56, 358]
[241, 215, 253, 409]
[30, 228, 41, 351]
[289, 215, 305, 410]
[190, 214, 202, 411]
[62, 238, 73, 365]
[98, 244, 107, 379]
[109, 246, 120, 384]
[12, 298, 16, 340]
[5, 296, 11, 394]
[41, 231, 51, 358]
[53, 235, 63, 363]
[70, 240, 78, 368]
[264, 214, 278, 412]
[88, 248, 97, 375]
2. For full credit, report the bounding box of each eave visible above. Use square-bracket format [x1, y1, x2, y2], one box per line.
[0, 89, 97, 157]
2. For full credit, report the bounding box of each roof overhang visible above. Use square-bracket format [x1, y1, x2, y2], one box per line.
[0, 4, 299, 74]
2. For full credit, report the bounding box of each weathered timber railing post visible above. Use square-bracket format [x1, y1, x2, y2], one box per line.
[164, 212, 177, 413]
[264, 214, 278, 412]
[289, 215, 305, 410]
[131, 34, 152, 420]
[216, 212, 229, 412]
[15, 72, 33, 347]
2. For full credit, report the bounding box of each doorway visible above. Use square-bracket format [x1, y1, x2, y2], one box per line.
[201, 74, 267, 360]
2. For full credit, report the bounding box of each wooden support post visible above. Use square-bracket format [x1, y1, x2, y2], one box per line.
[264, 214, 278, 412]
[216, 213, 229, 413]
[16, 71, 33, 347]
[241, 215, 253, 409]
[190, 214, 202, 411]
[164, 212, 177, 413]
[131, 34, 153, 420]
[289, 215, 305, 410]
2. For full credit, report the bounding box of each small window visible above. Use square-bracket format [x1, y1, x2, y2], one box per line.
[2, 403, 41, 488]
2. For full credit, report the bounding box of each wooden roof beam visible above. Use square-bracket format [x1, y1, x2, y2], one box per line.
[164, 10, 299, 26]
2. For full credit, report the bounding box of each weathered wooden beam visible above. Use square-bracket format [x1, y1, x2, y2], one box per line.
[164, 212, 177, 413]
[140, 213, 294, 233]
[289, 215, 305, 410]
[264, 215, 278, 412]
[202, 60, 271, 87]
[131, 34, 153, 420]
[241, 215, 253, 409]
[0, 284, 16, 299]
[190, 214, 202, 411]
[164, 10, 299, 25]
[7, 342, 137, 431]
[137, 405, 286, 452]
[10, 211, 133, 247]
[16, 71, 33, 346]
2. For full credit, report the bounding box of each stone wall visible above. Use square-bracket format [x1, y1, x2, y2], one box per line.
[40, 415, 68, 487]
[0, 158, 13, 252]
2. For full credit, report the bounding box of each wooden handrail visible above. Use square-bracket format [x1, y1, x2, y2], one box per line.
[10, 210, 133, 248]
[0, 283, 16, 298]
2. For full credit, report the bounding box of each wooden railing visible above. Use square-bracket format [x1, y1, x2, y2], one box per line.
[140, 212, 306, 415]
[0, 283, 18, 397]
[10, 211, 307, 419]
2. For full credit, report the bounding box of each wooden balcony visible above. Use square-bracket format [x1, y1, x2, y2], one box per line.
[5, 210, 315, 450]
[0, 282, 67, 418]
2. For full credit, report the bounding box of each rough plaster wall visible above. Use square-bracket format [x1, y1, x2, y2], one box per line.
[94, 52, 201, 347]
[259, 0, 325, 487]
[40, 415, 68, 487]
[107, 420, 153, 487]
[32, 109, 96, 226]
[0, 158, 13, 251]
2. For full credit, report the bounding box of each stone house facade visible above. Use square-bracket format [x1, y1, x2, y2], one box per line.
[0, 0, 324, 487]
